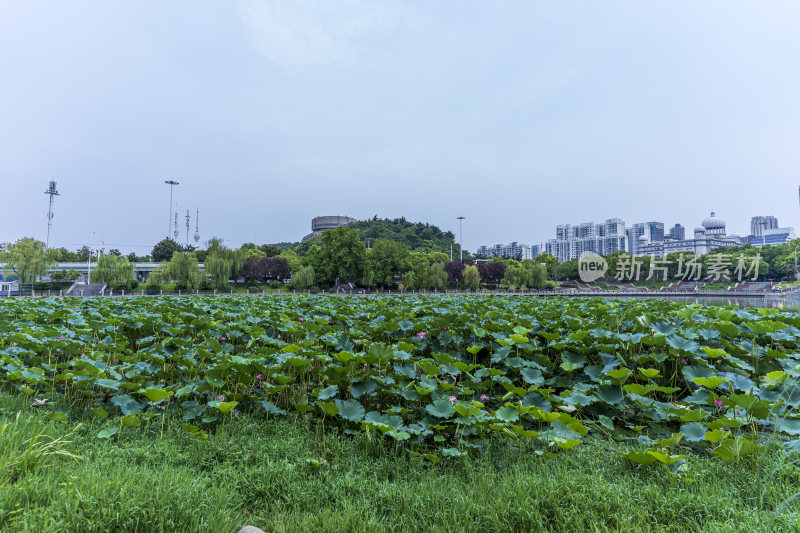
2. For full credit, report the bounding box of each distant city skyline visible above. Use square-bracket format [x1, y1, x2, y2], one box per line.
[1, 2, 799, 253]
[3, 179, 799, 256]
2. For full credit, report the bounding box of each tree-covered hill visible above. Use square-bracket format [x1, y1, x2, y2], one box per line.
[289, 216, 457, 255]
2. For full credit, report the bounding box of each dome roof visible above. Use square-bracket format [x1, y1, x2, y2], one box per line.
[694, 226, 706, 233]
[701, 212, 725, 230]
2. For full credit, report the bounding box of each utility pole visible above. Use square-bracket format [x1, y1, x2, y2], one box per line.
[457, 216, 465, 261]
[44, 180, 59, 248]
[165, 180, 179, 239]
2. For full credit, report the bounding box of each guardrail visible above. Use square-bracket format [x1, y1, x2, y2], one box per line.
[0, 288, 785, 298]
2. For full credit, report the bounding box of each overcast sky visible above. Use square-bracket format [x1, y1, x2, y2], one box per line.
[1, 1, 799, 254]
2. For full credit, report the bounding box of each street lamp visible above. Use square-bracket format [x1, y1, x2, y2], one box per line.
[165, 180, 180, 239]
[457, 216, 465, 261]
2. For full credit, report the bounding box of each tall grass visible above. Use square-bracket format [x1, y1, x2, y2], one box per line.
[0, 392, 798, 532]
[0, 411, 81, 489]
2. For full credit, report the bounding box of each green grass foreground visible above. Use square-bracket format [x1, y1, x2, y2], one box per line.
[1, 393, 799, 533]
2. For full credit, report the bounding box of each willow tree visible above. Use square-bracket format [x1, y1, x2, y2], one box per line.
[462, 264, 480, 290]
[289, 265, 315, 290]
[3, 238, 55, 284]
[206, 254, 233, 289]
[427, 262, 448, 290]
[152, 252, 203, 289]
[206, 238, 245, 286]
[92, 254, 134, 288]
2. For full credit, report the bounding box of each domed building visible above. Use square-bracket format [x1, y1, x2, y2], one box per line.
[638, 212, 743, 258]
[701, 212, 726, 236]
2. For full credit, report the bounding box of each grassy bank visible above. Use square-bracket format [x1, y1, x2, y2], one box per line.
[1, 392, 799, 533]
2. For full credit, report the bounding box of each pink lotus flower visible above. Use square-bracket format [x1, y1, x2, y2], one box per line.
[318, 381, 323, 386]
[277, 334, 281, 339]
[680, 358, 687, 364]
[217, 395, 225, 402]
[448, 396, 457, 405]
[57, 336, 65, 340]
[714, 399, 724, 408]
[220, 337, 226, 342]
[297, 317, 305, 322]
[479, 394, 490, 402]
[81, 353, 85, 357]
[416, 331, 427, 339]
[736, 409, 742, 415]
[256, 374, 264, 381]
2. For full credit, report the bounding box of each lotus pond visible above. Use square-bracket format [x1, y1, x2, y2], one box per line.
[2, 295, 800, 466]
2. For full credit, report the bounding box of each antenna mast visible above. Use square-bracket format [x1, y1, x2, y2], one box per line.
[194, 209, 200, 244]
[44, 180, 59, 248]
[185, 210, 190, 247]
[173, 211, 179, 241]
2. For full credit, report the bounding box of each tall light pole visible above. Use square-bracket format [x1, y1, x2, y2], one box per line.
[165, 180, 179, 239]
[457, 216, 465, 261]
[44, 180, 59, 248]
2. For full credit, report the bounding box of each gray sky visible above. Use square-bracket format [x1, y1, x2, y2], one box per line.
[1, 1, 799, 254]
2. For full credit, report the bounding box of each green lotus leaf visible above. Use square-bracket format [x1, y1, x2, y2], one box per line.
[121, 414, 141, 427]
[262, 400, 287, 416]
[495, 405, 519, 422]
[425, 399, 455, 419]
[97, 427, 119, 439]
[647, 451, 685, 465]
[713, 436, 763, 462]
[335, 399, 366, 422]
[623, 451, 658, 466]
[96, 378, 121, 390]
[143, 388, 174, 403]
[316, 385, 339, 400]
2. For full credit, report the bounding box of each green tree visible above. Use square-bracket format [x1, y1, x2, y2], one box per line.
[51, 269, 80, 282]
[51, 247, 80, 262]
[279, 250, 304, 275]
[151, 239, 183, 262]
[205, 254, 233, 289]
[205, 238, 246, 285]
[427, 262, 448, 290]
[502, 261, 524, 289]
[401, 251, 431, 290]
[360, 269, 375, 289]
[3, 238, 55, 284]
[501, 260, 548, 289]
[289, 265, 315, 290]
[462, 264, 480, 290]
[558, 258, 579, 280]
[369, 239, 409, 288]
[76, 246, 92, 262]
[152, 252, 203, 289]
[259, 244, 282, 257]
[92, 255, 134, 288]
[529, 261, 548, 289]
[307, 227, 367, 287]
[534, 253, 559, 280]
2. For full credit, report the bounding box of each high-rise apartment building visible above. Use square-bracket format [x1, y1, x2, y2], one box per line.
[476, 242, 532, 260]
[750, 216, 779, 238]
[545, 218, 628, 262]
[626, 221, 665, 254]
[668, 224, 685, 240]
